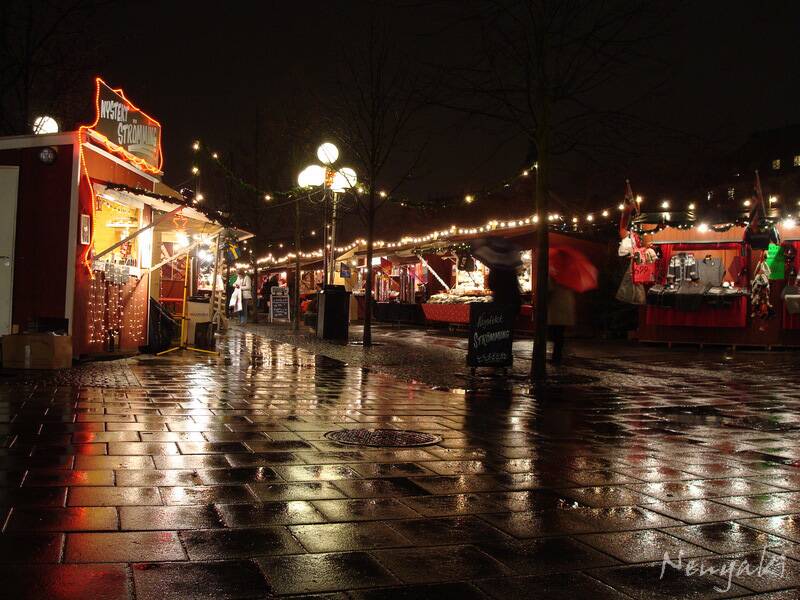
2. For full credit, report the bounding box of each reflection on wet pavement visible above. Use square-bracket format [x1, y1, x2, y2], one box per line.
[1, 329, 800, 598]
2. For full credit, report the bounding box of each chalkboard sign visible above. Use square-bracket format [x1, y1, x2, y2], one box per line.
[270, 287, 290, 321]
[467, 303, 514, 367]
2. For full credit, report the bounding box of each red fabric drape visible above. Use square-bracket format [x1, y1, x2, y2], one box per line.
[645, 296, 747, 328]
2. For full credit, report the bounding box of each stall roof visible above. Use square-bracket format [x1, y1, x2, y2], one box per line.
[95, 183, 253, 241]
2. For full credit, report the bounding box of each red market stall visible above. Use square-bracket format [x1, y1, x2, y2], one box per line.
[0, 77, 248, 362]
[323, 223, 608, 334]
[633, 216, 800, 347]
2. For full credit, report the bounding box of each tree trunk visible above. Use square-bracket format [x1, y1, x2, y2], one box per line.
[362, 193, 376, 346]
[293, 197, 301, 331]
[531, 133, 550, 381]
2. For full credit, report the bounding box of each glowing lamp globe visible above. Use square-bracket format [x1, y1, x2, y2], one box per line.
[33, 115, 59, 135]
[317, 143, 339, 165]
[331, 167, 357, 192]
[297, 165, 326, 188]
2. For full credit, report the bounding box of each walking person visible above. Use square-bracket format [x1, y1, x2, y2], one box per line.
[239, 270, 253, 324]
[547, 280, 576, 364]
[229, 281, 242, 324]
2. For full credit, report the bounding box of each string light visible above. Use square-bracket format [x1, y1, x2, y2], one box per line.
[191, 166, 199, 175]
[464, 194, 474, 204]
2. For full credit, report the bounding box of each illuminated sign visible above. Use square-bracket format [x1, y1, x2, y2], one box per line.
[85, 78, 163, 174]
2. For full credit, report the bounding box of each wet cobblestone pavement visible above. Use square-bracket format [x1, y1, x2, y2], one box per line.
[2, 329, 800, 598]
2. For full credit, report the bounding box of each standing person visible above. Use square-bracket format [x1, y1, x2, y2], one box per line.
[239, 270, 252, 324]
[487, 267, 522, 315]
[547, 280, 576, 364]
[229, 281, 242, 323]
[226, 271, 238, 317]
[259, 276, 271, 313]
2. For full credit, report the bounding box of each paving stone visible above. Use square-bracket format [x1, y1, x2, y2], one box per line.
[371, 545, 511, 584]
[348, 582, 488, 599]
[0, 564, 130, 600]
[249, 481, 347, 502]
[274, 464, 363, 481]
[738, 515, 800, 543]
[478, 536, 618, 575]
[133, 560, 270, 600]
[160, 485, 256, 505]
[6, 507, 118, 532]
[330, 477, 430, 498]
[120, 505, 223, 530]
[475, 572, 628, 599]
[578, 529, 710, 563]
[713, 491, 800, 516]
[256, 551, 399, 594]
[387, 515, 511, 545]
[663, 521, 796, 555]
[289, 522, 411, 552]
[218, 501, 326, 526]
[180, 527, 304, 559]
[23, 469, 114, 487]
[0, 533, 64, 563]
[66, 531, 187, 562]
[645, 499, 757, 523]
[0, 486, 67, 507]
[591, 561, 749, 599]
[311, 498, 420, 522]
[68, 486, 162, 506]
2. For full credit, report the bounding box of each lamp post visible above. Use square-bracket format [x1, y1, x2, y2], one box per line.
[297, 143, 357, 286]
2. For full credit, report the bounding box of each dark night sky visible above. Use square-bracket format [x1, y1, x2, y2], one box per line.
[90, 0, 800, 214]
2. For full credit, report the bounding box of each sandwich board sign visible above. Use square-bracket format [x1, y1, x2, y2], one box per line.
[270, 287, 290, 322]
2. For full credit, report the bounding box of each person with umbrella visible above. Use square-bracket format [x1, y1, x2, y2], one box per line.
[548, 245, 598, 364]
[471, 237, 523, 316]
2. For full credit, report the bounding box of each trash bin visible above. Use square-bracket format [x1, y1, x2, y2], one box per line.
[316, 285, 351, 340]
[193, 322, 216, 350]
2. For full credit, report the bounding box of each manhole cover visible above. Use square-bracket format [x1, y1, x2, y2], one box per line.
[325, 428, 441, 447]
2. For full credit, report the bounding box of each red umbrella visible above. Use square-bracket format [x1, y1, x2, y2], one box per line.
[548, 246, 599, 293]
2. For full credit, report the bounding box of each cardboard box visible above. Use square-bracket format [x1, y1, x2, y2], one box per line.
[2, 334, 73, 369]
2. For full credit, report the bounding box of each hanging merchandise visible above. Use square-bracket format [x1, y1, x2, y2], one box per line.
[765, 243, 785, 280]
[744, 171, 781, 250]
[631, 245, 658, 285]
[616, 262, 646, 304]
[750, 259, 774, 319]
[784, 244, 798, 279]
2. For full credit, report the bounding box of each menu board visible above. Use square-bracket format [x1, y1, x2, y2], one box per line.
[467, 303, 514, 367]
[270, 287, 290, 321]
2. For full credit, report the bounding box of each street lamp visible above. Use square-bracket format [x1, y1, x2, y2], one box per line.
[297, 143, 357, 286]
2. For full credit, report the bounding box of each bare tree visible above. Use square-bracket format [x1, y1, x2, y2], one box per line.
[0, 0, 101, 134]
[326, 12, 429, 346]
[434, 0, 667, 380]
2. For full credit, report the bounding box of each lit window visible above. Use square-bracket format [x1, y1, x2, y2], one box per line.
[727, 187, 735, 200]
[794, 155, 800, 167]
[772, 159, 781, 170]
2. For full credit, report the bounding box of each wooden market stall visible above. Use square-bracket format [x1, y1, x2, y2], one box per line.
[0, 77, 250, 361]
[633, 214, 800, 347]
